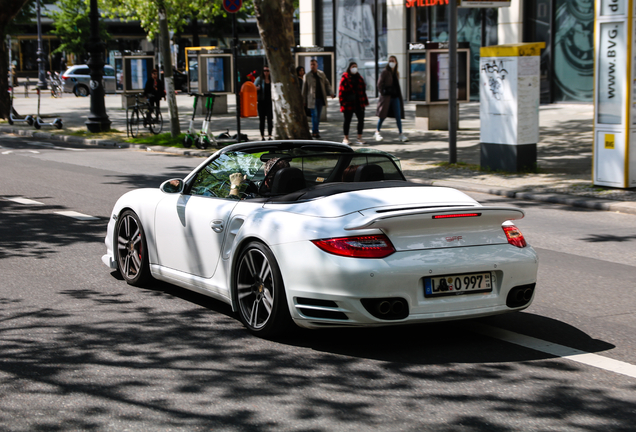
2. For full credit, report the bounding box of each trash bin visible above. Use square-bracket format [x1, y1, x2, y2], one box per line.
[240, 81, 258, 118]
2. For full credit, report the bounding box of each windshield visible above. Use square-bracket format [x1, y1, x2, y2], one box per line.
[187, 147, 405, 200]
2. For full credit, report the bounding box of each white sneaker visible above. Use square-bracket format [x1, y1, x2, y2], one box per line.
[342, 138, 351, 145]
[374, 132, 383, 142]
[399, 133, 409, 142]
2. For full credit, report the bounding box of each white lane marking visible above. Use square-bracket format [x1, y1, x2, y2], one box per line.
[473, 323, 636, 379]
[28, 141, 85, 152]
[5, 197, 45, 205]
[2, 150, 40, 154]
[54, 211, 99, 221]
[2, 151, 12, 154]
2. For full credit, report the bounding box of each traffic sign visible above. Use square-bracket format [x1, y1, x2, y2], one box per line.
[223, 0, 242, 13]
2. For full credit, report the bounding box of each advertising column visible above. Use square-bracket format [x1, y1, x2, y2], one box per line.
[594, 0, 636, 188]
[479, 43, 544, 172]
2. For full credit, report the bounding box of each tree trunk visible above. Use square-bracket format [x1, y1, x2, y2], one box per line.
[158, 4, 180, 137]
[1, 0, 30, 119]
[191, 15, 199, 48]
[0, 25, 9, 119]
[253, 0, 310, 140]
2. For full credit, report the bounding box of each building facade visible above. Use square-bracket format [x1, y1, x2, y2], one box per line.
[299, 0, 594, 103]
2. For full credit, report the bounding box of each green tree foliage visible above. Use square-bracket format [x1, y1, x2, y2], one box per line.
[48, 0, 110, 60]
[99, 0, 253, 39]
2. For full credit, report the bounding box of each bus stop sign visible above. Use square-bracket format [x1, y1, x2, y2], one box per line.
[223, 0, 242, 13]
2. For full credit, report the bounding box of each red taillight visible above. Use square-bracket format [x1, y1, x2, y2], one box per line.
[312, 234, 395, 258]
[503, 224, 527, 248]
[433, 213, 481, 219]
[62, 75, 68, 80]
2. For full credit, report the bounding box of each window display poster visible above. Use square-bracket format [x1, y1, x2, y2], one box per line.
[125, 58, 151, 91]
[207, 57, 226, 92]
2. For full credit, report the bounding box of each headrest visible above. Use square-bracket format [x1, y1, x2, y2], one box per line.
[271, 167, 307, 195]
[354, 164, 384, 182]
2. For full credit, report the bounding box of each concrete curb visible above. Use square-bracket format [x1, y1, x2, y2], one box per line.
[412, 178, 636, 216]
[2, 126, 635, 216]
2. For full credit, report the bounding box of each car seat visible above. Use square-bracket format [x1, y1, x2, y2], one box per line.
[354, 164, 384, 182]
[270, 167, 307, 195]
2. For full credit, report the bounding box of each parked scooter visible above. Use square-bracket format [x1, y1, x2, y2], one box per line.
[196, 93, 218, 149]
[7, 87, 34, 126]
[33, 88, 63, 130]
[183, 93, 201, 148]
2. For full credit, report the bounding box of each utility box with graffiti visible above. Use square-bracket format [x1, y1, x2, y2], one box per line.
[479, 42, 545, 172]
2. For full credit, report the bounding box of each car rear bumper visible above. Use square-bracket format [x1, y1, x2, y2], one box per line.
[272, 242, 539, 329]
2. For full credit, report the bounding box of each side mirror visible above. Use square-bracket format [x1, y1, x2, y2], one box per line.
[160, 179, 184, 194]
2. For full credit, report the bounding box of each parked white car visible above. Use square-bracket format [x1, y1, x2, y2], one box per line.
[102, 141, 539, 337]
[61, 64, 117, 96]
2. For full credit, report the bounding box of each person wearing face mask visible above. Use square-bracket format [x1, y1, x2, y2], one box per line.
[338, 62, 369, 145]
[375, 56, 408, 142]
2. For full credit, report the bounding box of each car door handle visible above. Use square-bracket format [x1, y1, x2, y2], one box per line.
[210, 220, 224, 233]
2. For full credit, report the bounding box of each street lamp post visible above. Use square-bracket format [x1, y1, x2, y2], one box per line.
[36, 0, 47, 90]
[85, 0, 111, 132]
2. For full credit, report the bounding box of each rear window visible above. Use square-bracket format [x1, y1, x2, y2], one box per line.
[103, 67, 115, 77]
[74, 67, 90, 75]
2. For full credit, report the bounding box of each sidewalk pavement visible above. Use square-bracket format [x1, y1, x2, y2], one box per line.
[2, 90, 636, 215]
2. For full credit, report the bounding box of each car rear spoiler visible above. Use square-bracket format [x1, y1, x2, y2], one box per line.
[344, 206, 525, 231]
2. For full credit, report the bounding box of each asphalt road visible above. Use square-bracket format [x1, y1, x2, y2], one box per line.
[1, 135, 635, 431]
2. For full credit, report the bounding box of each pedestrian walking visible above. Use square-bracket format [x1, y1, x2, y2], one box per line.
[10, 62, 18, 88]
[302, 59, 335, 138]
[296, 66, 311, 117]
[254, 66, 273, 140]
[338, 62, 369, 145]
[375, 55, 408, 142]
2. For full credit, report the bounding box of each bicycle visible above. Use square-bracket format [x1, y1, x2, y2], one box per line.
[127, 93, 163, 138]
[47, 71, 63, 98]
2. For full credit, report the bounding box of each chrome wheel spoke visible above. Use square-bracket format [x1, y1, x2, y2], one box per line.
[262, 289, 274, 314]
[259, 260, 271, 281]
[245, 251, 258, 279]
[248, 299, 260, 327]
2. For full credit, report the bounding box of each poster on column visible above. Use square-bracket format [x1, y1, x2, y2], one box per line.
[480, 56, 517, 144]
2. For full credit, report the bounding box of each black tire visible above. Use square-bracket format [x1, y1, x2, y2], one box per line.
[33, 121, 41, 130]
[234, 241, 292, 337]
[183, 135, 194, 148]
[149, 110, 163, 135]
[8, 117, 13, 125]
[74, 85, 89, 97]
[195, 136, 205, 149]
[116, 210, 152, 286]
[129, 110, 140, 138]
[26, 116, 34, 126]
[54, 119, 63, 129]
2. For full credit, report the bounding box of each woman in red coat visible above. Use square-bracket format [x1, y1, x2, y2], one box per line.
[338, 62, 369, 145]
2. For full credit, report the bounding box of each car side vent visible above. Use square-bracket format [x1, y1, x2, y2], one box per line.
[296, 297, 348, 320]
[297, 297, 338, 307]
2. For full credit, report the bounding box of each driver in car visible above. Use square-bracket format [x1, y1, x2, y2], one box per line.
[228, 157, 290, 198]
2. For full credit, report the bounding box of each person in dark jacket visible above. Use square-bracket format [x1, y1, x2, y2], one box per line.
[254, 66, 273, 140]
[375, 56, 408, 142]
[338, 62, 369, 145]
[143, 69, 165, 118]
[302, 59, 335, 138]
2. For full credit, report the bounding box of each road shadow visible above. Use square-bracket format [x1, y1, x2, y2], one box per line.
[1, 277, 633, 431]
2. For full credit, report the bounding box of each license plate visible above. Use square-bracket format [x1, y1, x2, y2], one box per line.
[424, 271, 493, 298]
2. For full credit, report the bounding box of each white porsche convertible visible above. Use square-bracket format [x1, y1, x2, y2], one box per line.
[103, 141, 538, 337]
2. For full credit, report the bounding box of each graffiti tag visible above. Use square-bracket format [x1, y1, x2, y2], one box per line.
[481, 60, 509, 100]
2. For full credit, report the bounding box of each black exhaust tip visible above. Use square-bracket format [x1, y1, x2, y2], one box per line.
[506, 284, 536, 308]
[361, 297, 409, 320]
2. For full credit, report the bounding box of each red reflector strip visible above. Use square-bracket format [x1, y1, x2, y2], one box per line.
[432, 213, 481, 219]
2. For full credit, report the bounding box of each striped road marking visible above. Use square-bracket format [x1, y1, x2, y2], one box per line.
[473, 323, 636, 379]
[53, 211, 99, 221]
[5, 197, 44, 205]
